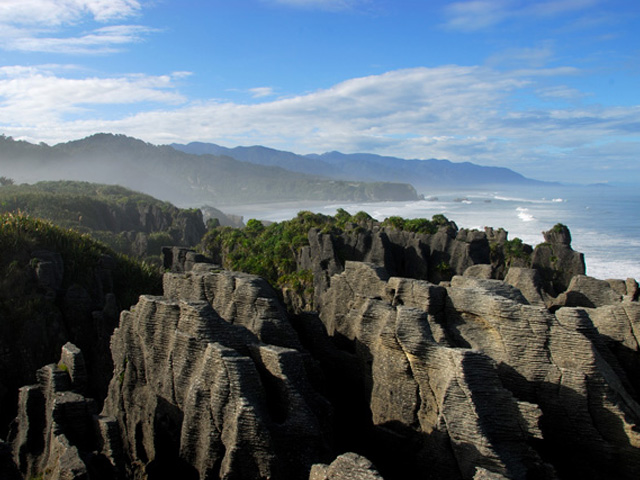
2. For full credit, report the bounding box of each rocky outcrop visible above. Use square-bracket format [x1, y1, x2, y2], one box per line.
[99, 266, 332, 479]
[8, 343, 101, 480]
[308, 261, 640, 479]
[162, 246, 215, 273]
[557, 275, 623, 308]
[4, 252, 639, 479]
[0, 249, 122, 435]
[317, 262, 555, 479]
[292, 222, 587, 314]
[531, 224, 585, 295]
[296, 223, 492, 308]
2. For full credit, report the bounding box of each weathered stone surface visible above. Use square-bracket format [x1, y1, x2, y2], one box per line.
[319, 263, 553, 480]
[59, 342, 88, 393]
[8, 250, 638, 480]
[309, 452, 384, 480]
[504, 267, 549, 307]
[556, 275, 623, 308]
[163, 266, 301, 349]
[162, 246, 214, 273]
[444, 277, 640, 479]
[449, 275, 529, 304]
[101, 268, 332, 479]
[463, 264, 493, 279]
[531, 225, 585, 294]
[8, 344, 99, 480]
[626, 278, 639, 300]
[296, 223, 492, 308]
[0, 246, 123, 434]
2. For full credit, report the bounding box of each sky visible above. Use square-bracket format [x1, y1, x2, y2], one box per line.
[0, 0, 638, 184]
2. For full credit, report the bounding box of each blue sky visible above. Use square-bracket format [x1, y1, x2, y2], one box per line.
[0, 0, 638, 184]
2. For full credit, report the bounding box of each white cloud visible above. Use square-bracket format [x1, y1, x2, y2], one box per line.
[6, 25, 154, 54]
[0, 0, 141, 26]
[443, 0, 603, 31]
[0, 65, 638, 183]
[443, 0, 513, 31]
[0, 66, 186, 125]
[0, 0, 146, 54]
[249, 87, 276, 98]
[486, 42, 556, 68]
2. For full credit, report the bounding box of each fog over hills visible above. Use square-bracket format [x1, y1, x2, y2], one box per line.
[172, 141, 550, 191]
[0, 134, 418, 206]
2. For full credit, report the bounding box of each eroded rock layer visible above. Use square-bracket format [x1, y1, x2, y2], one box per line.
[6, 258, 640, 480]
[101, 267, 332, 480]
[314, 261, 640, 479]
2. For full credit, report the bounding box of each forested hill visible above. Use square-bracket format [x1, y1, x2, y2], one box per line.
[172, 141, 551, 189]
[0, 134, 418, 206]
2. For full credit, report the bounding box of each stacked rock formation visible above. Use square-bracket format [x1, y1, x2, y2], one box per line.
[4, 228, 640, 479]
[99, 265, 333, 479]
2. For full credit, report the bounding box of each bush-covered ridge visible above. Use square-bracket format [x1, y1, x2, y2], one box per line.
[0, 180, 206, 261]
[0, 180, 174, 228]
[199, 209, 462, 304]
[0, 212, 162, 310]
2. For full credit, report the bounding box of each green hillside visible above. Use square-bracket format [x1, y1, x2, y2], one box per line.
[0, 180, 207, 261]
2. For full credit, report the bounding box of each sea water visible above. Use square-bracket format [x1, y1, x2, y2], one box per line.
[222, 184, 640, 281]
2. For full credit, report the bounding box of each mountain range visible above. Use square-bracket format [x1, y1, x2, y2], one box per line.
[172, 141, 547, 190]
[0, 134, 417, 206]
[0, 133, 550, 210]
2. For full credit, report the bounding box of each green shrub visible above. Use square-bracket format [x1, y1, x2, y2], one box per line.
[502, 237, 531, 266]
[0, 212, 162, 311]
[381, 214, 450, 234]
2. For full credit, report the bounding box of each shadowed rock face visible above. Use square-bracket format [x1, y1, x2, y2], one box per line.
[531, 225, 585, 295]
[314, 262, 640, 480]
[6, 258, 640, 480]
[296, 224, 492, 309]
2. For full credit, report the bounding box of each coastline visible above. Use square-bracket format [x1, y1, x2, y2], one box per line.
[217, 184, 639, 281]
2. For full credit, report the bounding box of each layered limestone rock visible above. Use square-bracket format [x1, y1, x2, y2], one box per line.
[318, 262, 554, 479]
[8, 343, 101, 480]
[442, 275, 640, 479]
[296, 223, 491, 308]
[293, 222, 587, 314]
[5, 253, 638, 479]
[315, 261, 640, 479]
[531, 224, 585, 295]
[100, 266, 332, 479]
[0, 249, 121, 434]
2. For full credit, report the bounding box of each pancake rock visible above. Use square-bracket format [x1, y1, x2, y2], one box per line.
[100, 265, 332, 479]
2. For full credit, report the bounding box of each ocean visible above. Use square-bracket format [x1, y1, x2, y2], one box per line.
[221, 184, 640, 281]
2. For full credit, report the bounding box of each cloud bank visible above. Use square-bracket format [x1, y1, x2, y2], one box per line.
[0, 64, 637, 183]
[0, 0, 148, 54]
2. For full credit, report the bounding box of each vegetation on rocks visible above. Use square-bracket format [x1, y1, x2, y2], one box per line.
[200, 210, 341, 291]
[200, 209, 456, 302]
[0, 212, 162, 311]
[0, 180, 206, 262]
[381, 213, 451, 234]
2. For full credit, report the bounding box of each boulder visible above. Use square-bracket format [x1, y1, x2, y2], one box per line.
[463, 264, 493, 279]
[557, 275, 623, 308]
[504, 267, 549, 307]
